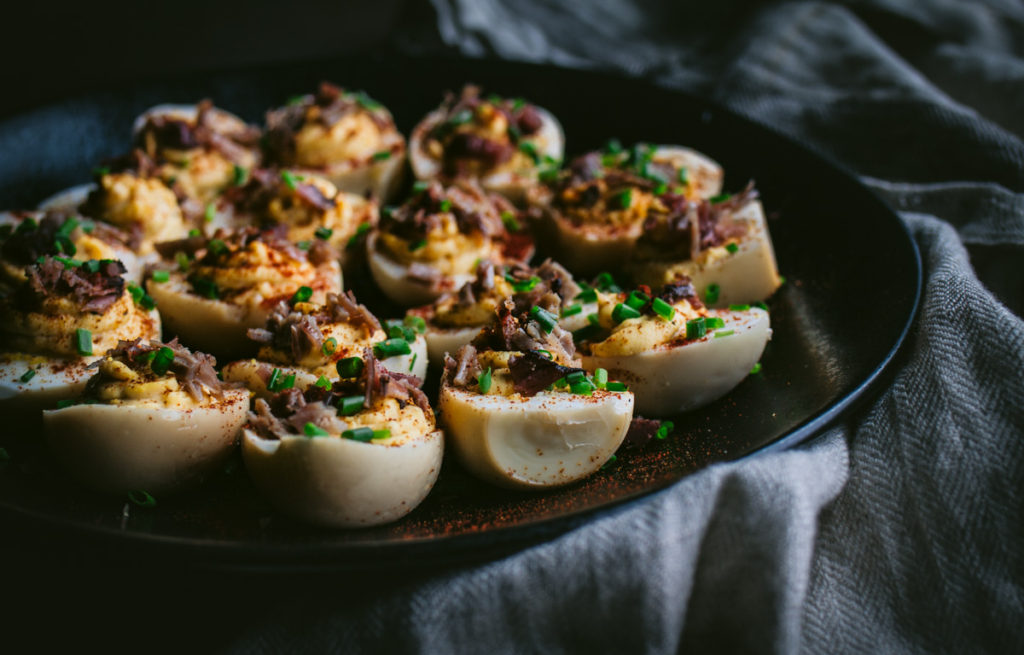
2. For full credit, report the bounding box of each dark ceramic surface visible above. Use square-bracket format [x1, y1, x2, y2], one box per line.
[0, 55, 920, 571]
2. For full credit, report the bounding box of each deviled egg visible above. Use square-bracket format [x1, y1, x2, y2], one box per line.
[367, 180, 530, 307]
[146, 227, 342, 359]
[242, 348, 442, 528]
[409, 85, 564, 203]
[629, 183, 782, 307]
[440, 301, 633, 489]
[531, 142, 723, 277]
[574, 278, 771, 416]
[222, 290, 428, 396]
[263, 82, 406, 201]
[42, 338, 248, 494]
[0, 257, 161, 426]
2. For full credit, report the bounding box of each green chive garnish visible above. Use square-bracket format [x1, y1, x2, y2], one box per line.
[595, 272, 620, 292]
[519, 142, 540, 163]
[604, 139, 623, 154]
[188, 228, 201, 237]
[726, 243, 739, 253]
[729, 304, 750, 311]
[93, 166, 111, 177]
[587, 313, 600, 326]
[612, 303, 642, 323]
[561, 304, 582, 317]
[753, 301, 768, 310]
[20, 369, 35, 383]
[315, 226, 333, 240]
[404, 315, 427, 334]
[151, 270, 170, 283]
[207, 238, 227, 256]
[338, 395, 364, 416]
[678, 167, 689, 185]
[501, 211, 521, 232]
[291, 285, 313, 304]
[625, 290, 649, 311]
[686, 317, 707, 340]
[709, 193, 732, 204]
[615, 188, 633, 209]
[374, 338, 412, 359]
[347, 222, 371, 249]
[175, 251, 190, 272]
[191, 277, 219, 299]
[412, 181, 430, 193]
[705, 317, 725, 330]
[304, 422, 329, 437]
[530, 306, 558, 333]
[372, 429, 391, 441]
[204, 203, 215, 222]
[322, 337, 338, 356]
[337, 357, 363, 378]
[150, 347, 175, 376]
[576, 288, 598, 304]
[704, 283, 720, 305]
[750, 362, 763, 374]
[409, 238, 428, 251]
[342, 427, 374, 442]
[654, 183, 668, 195]
[266, 368, 280, 391]
[371, 150, 391, 161]
[506, 275, 539, 292]
[570, 379, 594, 395]
[56, 399, 77, 409]
[128, 490, 156, 508]
[536, 349, 552, 359]
[75, 328, 92, 356]
[296, 240, 312, 251]
[439, 199, 452, 213]
[594, 368, 608, 389]
[233, 164, 248, 186]
[714, 329, 735, 338]
[651, 297, 675, 320]
[477, 366, 492, 394]
[656, 420, 674, 440]
[281, 170, 299, 190]
[409, 352, 418, 372]
[354, 91, 382, 111]
[315, 375, 331, 389]
[606, 381, 628, 392]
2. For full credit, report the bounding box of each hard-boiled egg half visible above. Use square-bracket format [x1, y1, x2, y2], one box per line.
[42, 338, 247, 495]
[409, 85, 564, 204]
[224, 168, 377, 268]
[574, 279, 771, 416]
[0, 258, 161, 429]
[132, 99, 262, 205]
[531, 143, 723, 277]
[440, 302, 633, 489]
[629, 184, 782, 307]
[242, 348, 442, 528]
[367, 180, 530, 307]
[146, 228, 342, 359]
[413, 258, 596, 365]
[263, 82, 406, 202]
[222, 290, 428, 396]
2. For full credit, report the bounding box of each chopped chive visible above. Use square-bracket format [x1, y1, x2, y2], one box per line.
[553, 376, 568, 388]
[709, 193, 732, 204]
[501, 210, 521, 232]
[595, 272, 620, 293]
[651, 297, 675, 320]
[127, 283, 156, 310]
[729, 303, 750, 311]
[176, 251, 190, 271]
[281, 374, 296, 390]
[150, 347, 175, 376]
[409, 238, 428, 251]
[601, 453, 618, 470]
[538, 167, 560, 183]
[151, 270, 170, 283]
[704, 283, 720, 305]
[753, 301, 768, 310]
[315, 375, 332, 389]
[188, 228, 201, 238]
[518, 142, 540, 163]
[314, 226, 333, 240]
[373, 338, 411, 359]
[337, 395, 365, 416]
[779, 275, 787, 285]
[594, 368, 608, 389]
[56, 217, 79, 238]
[561, 304, 582, 317]
[304, 422, 329, 437]
[686, 317, 707, 340]
[612, 303, 642, 323]
[81, 260, 99, 273]
[207, 238, 228, 256]
[705, 316, 725, 329]
[625, 290, 649, 311]
[190, 277, 219, 299]
[412, 181, 430, 193]
[566, 371, 585, 384]
[371, 150, 391, 161]
[656, 420, 674, 440]
[93, 166, 111, 177]
[54, 256, 82, 268]
[266, 368, 280, 391]
[678, 167, 689, 185]
[404, 315, 427, 334]
[337, 356, 364, 378]
[296, 240, 312, 251]
[204, 203, 215, 222]
[505, 274, 539, 293]
[75, 328, 93, 356]
[233, 164, 248, 186]
[576, 288, 598, 304]
[20, 369, 36, 383]
[291, 285, 313, 304]
[354, 91, 382, 111]
[321, 337, 338, 356]
[511, 97, 526, 111]
[726, 242, 739, 253]
[439, 199, 452, 213]
[587, 313, 600, 326]
[56, 398, 77, 409]
[530, 306, 558, 333]
[372, 429, 391, 441]
[409, 352, 418, 372]
[477, 366, 492, 394]
[604, 139, 623, 154]
[614, 188, 633, 209]
[342, 427, 374, 442]
[654, 183, 668, 195]
[281, 170, 299, 190]
[570, 379, 594, 395]
[750, 362, 763, 375]
[714, 329, 735, 338]
[507, 124, 522, 142]
[346, 222, 372, 249]
[606, 381, 628, 392]
[447, 109, 473, 126]
[536, 349, 552, 359]
[128, 490, 156, 508]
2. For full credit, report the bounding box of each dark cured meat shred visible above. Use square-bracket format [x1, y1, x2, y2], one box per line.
[18, 257, 126, 314]
[621, 417, 663, 451]
[508, 350, 586, 396]
[91, 338, 229, 402]
[134, 100, 260, 164]
[293, 183, 337, 211]
[658, 278, 702, 308]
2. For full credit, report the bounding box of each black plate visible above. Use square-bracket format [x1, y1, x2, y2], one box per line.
[0, 54, 920, 571]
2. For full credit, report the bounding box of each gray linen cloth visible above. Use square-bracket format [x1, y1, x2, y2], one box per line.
[234, 1, 1024, 652]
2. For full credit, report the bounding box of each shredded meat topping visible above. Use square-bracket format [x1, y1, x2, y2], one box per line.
[134, 99, 261, 164]
[507, 349, 587, 396]
[381, 179, 505, 242]
[15, 257, 126, 314]
[88, 338, 228, 402]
